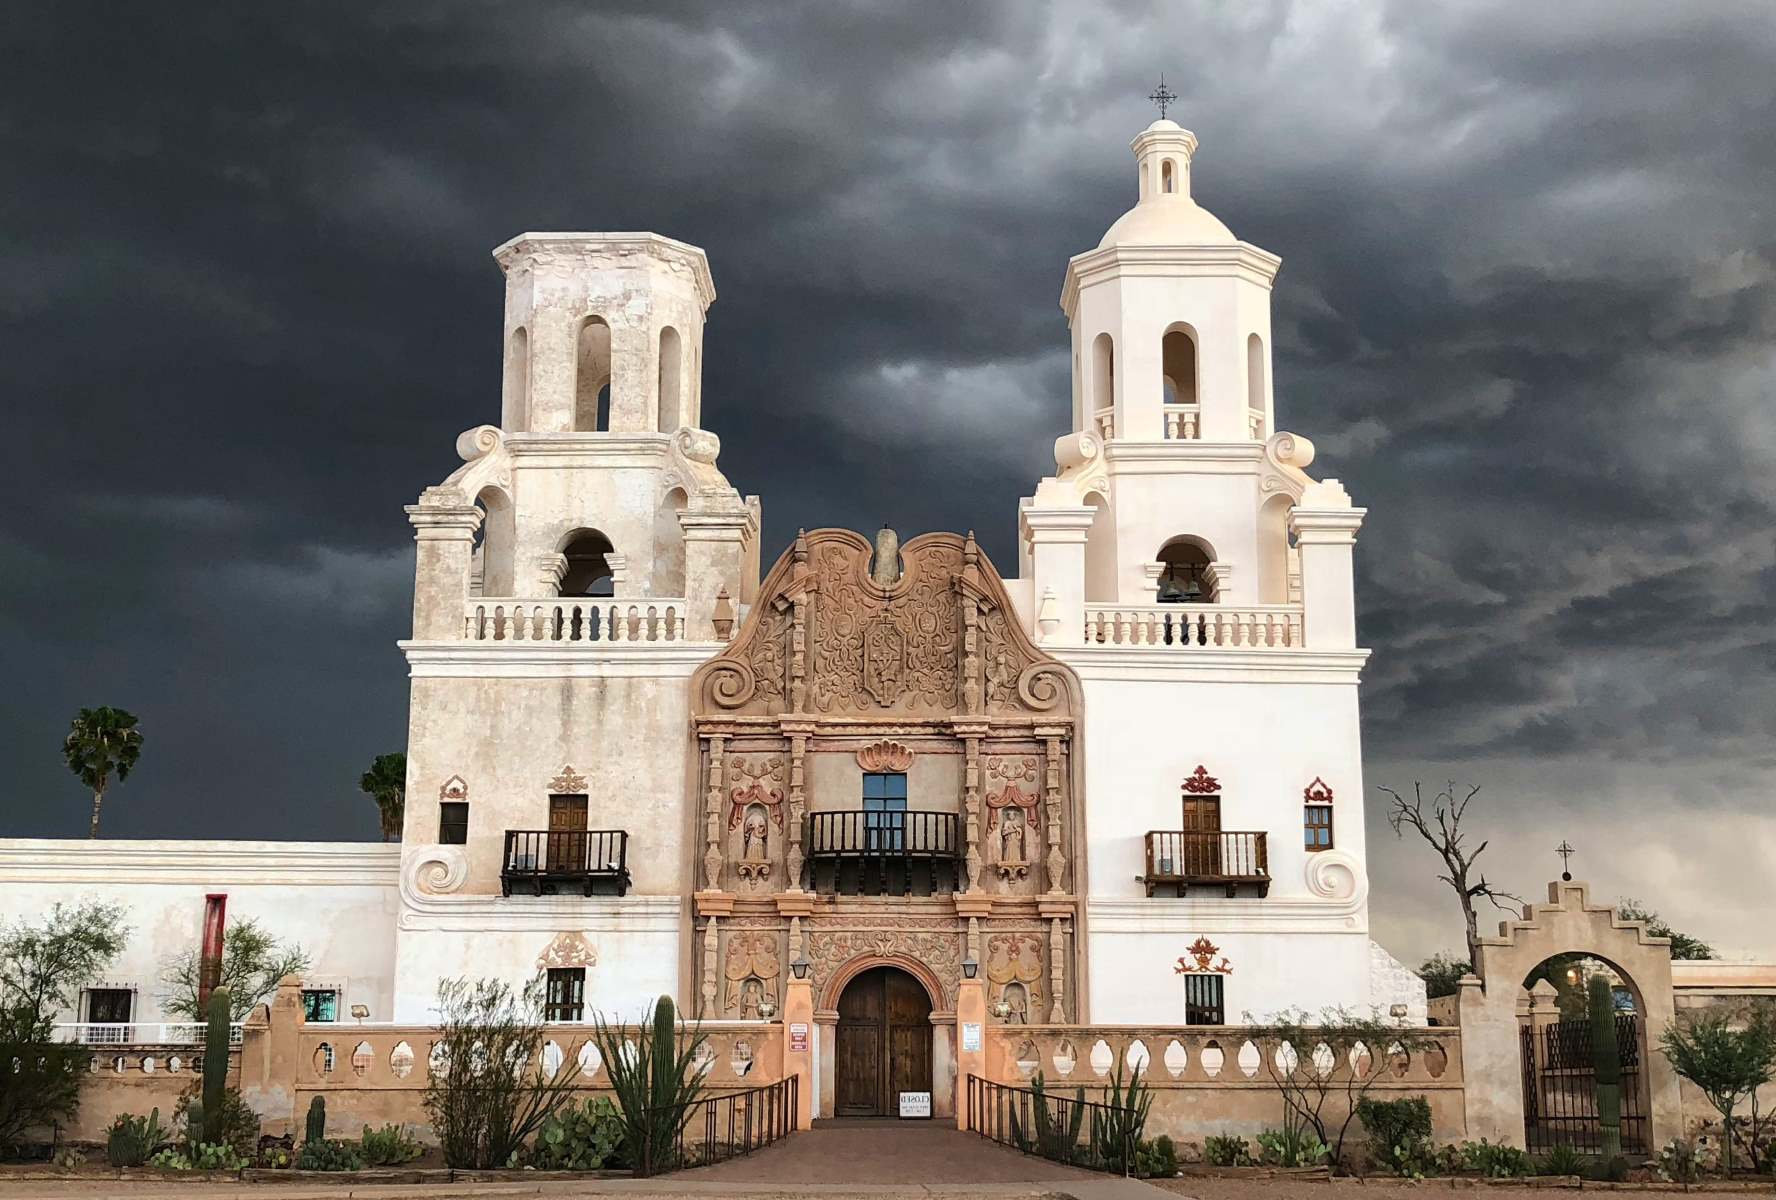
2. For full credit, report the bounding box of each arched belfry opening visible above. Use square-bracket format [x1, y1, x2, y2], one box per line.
[1162, 157, 1177, 194]
[1156, 536, 1215, 603]
[1162, 324, 1198, 407]
[574, 316, 612, 432]
[559, 530, 615, 597]
[473, 485, 515, 596]
[1091, 331, 1115, 423]
[834, 965, 933, 1117]
[504, 327, 530, 430]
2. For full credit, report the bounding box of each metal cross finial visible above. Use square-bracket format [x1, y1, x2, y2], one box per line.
[1555, 840, 1575, 882]
[1148, 74, 1177, 120]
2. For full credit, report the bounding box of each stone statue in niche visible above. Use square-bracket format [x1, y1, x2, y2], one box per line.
[985, 779, 1039, 883]
[722, 931, 781, 1018]
[728, 756, 785, 890]
[741, 804, 770, 862]
[986, 932, 1043, 1023]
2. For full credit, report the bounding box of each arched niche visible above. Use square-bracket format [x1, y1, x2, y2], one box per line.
[1091, 332, 1115, 419]
[1162, 323, 1199, 407]
[1155, 535, 1216, 603]
[574, 316, 612, 432]
[558, 529, 616, 597]
[1257, 494, 1293, 604]
[504, 327, 530, 431]
[657, 326, 683, 433]
[474, 485, 516, 597]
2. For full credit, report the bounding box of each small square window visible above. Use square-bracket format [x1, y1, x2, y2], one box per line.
[1304, 804, 1333, 851]
[439, 802, 469, 845]
[302, 989, 339, 1023]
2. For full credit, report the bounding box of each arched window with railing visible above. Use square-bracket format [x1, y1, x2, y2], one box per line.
[1091, 332, 1115, 436]
[1155, 536, 1216, 603]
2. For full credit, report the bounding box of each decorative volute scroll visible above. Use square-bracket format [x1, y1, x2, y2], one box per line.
[692, 529, 1082, 719]
[856, 740, 914, 772]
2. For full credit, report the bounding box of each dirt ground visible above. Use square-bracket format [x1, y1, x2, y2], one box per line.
[1150, 1178, 1733, 1200]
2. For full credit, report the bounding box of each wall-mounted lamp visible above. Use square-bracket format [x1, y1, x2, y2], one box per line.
[962, 956, 979, 980]
[350, 1003, 369, 1024]
[790, 955, 810, 980]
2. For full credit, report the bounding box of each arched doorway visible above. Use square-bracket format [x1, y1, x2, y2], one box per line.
[835, 966, 932, 1116]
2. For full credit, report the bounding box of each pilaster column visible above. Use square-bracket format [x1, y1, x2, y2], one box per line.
[955, 721, 988, 893]
[1022, 507, 1097, 646]
[782, 718, 815, 890]
[534, 552, 568, 596]
[701, 736, 727, 891]
[603, 553, 629, 597]
[405, 489, 482, 640]
[782, 957, 815, 1130]
[680, 509, 755, 641]
[1289, 500, 1366, 650]
[1038, 729, 1068, 894]
[954, 973, 987, 1131]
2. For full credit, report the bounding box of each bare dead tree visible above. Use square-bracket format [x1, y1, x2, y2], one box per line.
[1381, 781, 1524, 969]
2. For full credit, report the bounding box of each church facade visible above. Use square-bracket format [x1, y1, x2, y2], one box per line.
[1, 119, 1421, 1121]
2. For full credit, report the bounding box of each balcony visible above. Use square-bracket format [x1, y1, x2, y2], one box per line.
[1084, 604, 1303, 650]
[501, 829, 632, 897]
[807, 811, 960, 897]
[1142, 831, 1270, 897]
[465, 598, 687, 643]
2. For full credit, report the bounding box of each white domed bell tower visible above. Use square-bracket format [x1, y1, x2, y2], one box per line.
[1064, 119, 1279, 444]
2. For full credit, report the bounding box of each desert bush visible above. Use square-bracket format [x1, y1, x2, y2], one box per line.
[359, 1123, 422, 1166]
[1205, 1134, 1253, 1166]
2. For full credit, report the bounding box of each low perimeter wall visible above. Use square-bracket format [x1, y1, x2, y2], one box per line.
[981, 1024, 1467, 1144]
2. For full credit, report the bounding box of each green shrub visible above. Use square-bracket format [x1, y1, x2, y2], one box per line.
[1136, 1134, 1179, 1178]
[148, 1149, 189, 1170]
[1655, 1136, 1697, 1178]
[174, 1085, 259, 1158]
[1356, 1096, 1432, 1154]
[1538, 1143, 1583, 1176]
[359, 1123, 423, 1166]
[106, 1107, 166, 1167]
[1461, 1138, 1532, 1178]
[1584, 1154, 1630, 1182]
[1256, 1125, 1330, 1167]
[594, 994, 708, 1176]
[295, 1137, 366, 1171]
[1205, 1134, 1254, 1166]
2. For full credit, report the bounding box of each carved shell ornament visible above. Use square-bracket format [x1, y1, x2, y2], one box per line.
[855, 740, 914, 773]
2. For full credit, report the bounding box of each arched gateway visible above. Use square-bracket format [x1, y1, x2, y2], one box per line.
[688, 528, 1084, 1119]
[834, 965, 935, 1116]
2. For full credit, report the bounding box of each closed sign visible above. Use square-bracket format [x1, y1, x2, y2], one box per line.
[898, 1091, 932, 1119]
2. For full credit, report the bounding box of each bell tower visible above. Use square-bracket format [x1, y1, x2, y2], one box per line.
[1062, 120, 1279, 444]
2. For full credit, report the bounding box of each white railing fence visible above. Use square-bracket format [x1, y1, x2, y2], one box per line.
[1162, 403, 1200, 440]
[1084, 604, 1304, 649]
[53, 1022, 246, 1047]
[464, 598, 687, 644]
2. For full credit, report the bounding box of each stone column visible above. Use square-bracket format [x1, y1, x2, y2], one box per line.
[1038, 730, 1068, 894]
[955, 723, 988, 893]
[1023, 507, 1097, 646]
[405, 490, 482, 640]
[782, 720, 814, 890]
[782, 967, 815, 1130]
[1290, 494, 1365, 650]
[680, 510, 753, 641]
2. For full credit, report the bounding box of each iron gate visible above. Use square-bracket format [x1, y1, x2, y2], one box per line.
[1521, 1014, 1647, 1154]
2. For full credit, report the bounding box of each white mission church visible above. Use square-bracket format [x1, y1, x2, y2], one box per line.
[1, 117, 1424, 1120]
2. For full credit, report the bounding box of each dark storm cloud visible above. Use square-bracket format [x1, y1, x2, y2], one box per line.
[5, 2, 1773, 957]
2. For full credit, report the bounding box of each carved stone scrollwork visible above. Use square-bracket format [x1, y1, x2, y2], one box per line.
[402, 845, 468, 896]
[727, 756, 785, 892]
[722, 931, 781, 1018]
[856, 740, 915, 772]
[985, 932, 1043, 1023]
[807, 924, 962, 1010]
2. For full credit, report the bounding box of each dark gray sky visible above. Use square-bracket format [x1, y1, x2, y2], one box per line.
[6, 2, 1773, 963]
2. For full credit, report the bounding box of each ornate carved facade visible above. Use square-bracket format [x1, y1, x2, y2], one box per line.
[688, 529, 1083, 1022]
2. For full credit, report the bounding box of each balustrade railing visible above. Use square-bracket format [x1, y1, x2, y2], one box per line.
[1084, 604, 1303, 649]
[1144, 831, 1269, 896]
[807, 811, 961, 896]
[464, 598, 687, 643]
[1162, 403, 1200, 440]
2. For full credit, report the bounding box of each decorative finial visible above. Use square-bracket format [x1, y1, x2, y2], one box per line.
[1148, 73, 1177, 121]
[1555, 840, 1575, 882]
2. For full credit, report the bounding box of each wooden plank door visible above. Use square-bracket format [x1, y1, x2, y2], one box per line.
[1181, 796, 1222, 876]
[548, 794, 588, 872]
[886, 970, 933, 1108]
[835, 970, 885, 1116]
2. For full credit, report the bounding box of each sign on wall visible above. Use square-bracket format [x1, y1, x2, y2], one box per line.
[961, 1022, 982, 1053]
[898, 1091, 932, 1119]
[789, 1022, 809, 1053]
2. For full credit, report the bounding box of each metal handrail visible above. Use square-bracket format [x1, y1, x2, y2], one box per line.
[500, 828, 631, 896]
[638, 1075, 798, 1176]
[807, 811, 959, 857]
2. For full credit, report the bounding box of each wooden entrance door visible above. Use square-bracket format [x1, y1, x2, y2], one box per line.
[1181, 795, 1222, 876]
[547, 794, 588, 872]
[834, 967, 932, 1116]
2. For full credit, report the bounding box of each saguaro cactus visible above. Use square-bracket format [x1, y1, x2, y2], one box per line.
[201, 986, 232, 1145]
[305, 1095, 327, 1144]
[1588, 973, 1623, 1158]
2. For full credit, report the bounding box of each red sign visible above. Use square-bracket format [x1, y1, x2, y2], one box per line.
[789, 1022, 809, 1053]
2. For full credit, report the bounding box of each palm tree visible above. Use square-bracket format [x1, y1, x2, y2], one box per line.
[360, 752, 407, 841]
[63, 707, 144, 838]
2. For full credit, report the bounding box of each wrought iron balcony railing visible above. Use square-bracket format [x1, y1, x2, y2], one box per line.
[501, 828, 632, 897]
[807, 811, 959, 897]
[1142, 830, 1270, 897]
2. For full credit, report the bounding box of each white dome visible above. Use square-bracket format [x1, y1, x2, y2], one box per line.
[1099, 197, 1237, 249]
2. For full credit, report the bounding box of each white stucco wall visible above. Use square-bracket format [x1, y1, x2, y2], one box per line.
[0, 840, 399, 1023]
